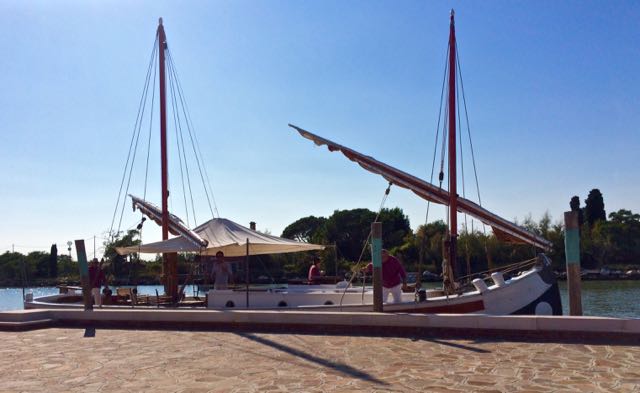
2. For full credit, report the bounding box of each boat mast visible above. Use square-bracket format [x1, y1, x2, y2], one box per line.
[447, 10, 458, 280]
[157, 18, 178, 300]
[158, 18, 169, 244]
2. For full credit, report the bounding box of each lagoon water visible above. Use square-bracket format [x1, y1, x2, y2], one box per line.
[1, 281, 639, 318]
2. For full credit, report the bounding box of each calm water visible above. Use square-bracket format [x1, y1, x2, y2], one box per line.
[1, 281, 639, 318]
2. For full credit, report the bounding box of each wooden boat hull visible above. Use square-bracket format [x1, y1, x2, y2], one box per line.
[26, 258, 561, 315]
[205, 260, 561, 315]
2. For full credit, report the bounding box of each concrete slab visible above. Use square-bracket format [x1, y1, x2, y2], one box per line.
[536, 315, 626, 332]
[1, 309, 640, 343]
[2, 328, 640, 392]
[476, 315, 538, 331]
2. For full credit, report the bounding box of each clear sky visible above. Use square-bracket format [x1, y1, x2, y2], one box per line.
[1, 1, 638, 259]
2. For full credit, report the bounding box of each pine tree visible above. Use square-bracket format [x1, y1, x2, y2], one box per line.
[584, 189, 606, 227]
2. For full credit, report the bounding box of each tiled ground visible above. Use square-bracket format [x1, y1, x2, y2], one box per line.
[0, 328, 639, 392]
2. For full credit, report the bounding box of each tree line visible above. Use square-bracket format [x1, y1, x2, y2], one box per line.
[1, 188, 638, 287]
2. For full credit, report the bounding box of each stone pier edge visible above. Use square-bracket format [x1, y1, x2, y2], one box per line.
[1, 309, 639, 344]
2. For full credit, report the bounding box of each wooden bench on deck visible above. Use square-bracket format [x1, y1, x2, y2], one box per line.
[115, 287, 150, 307]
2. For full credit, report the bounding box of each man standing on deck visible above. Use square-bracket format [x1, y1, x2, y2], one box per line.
[365, 249, 407, 303]
[212, 251, 232, 290]
[88, 258, 105, 307]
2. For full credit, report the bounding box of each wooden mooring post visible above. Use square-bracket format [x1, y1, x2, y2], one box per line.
[564, 211, 583, 316]
[75, 239, 93, 311]
[371, 222, 383, 312]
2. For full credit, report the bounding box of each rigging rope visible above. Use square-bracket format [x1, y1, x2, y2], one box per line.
[456, 48, 483, 210]
[110, 36, 158, 240]
[424, 43, 450, 225]
[167, 59, 197, 226]
[456, 70, 472, 280]
[167, 50, 220, 219]
[338, 183, 392, 307]
[456, 47, 488, 259]
[143, 46, 158, 202]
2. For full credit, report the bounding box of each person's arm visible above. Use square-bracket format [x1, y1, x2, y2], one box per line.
[398, 261, 408, 288]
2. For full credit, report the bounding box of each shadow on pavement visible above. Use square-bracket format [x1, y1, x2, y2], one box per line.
[236, 332, 389, 386]
[416, 337, 491, 353]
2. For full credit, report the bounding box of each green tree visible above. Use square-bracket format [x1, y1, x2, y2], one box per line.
[592, 209, 640, 266]
[584, 188, 606, 227]
[546, 222, 565, 269]
[26, 251, 50, 280]
[103, 230, 141, 280]
[0, 252, 24, 286]
[580, 223, 598, 269]
[49, 244, 58, 278]
[319, 207, 411, 262]
[377, 207, 412, 251]
[321, 208, 376, 262]
[412, 220, 447, 274]
[281, 216, 327, 243]
[570, 195, 584, 227]
[57, 254, 78, 282]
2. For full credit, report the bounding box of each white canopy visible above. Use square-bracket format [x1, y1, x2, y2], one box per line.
[117, 217, 325, 257]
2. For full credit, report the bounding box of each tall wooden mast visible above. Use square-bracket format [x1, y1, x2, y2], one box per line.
[157, 18, 178, 299]
[447, 10, 458, 280]
[158, 18, 168, 243]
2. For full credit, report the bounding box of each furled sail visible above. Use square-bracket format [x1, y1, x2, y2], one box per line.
[117, 215, 325, 257]
[289, 124, 552, 250]
[129, 195, 208, 248]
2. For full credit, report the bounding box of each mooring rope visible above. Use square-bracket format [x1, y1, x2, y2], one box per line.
[338, 182, 392, 308]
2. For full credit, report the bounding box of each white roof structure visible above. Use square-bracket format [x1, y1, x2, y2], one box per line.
[117, 217, 324, 257]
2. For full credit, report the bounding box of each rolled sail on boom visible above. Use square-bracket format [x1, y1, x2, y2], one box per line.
[289, 124, 552, 251]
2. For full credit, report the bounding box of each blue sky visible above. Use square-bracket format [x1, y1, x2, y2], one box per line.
[1, 1, 638, 258]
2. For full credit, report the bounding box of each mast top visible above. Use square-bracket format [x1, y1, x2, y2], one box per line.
[159, 17, 163, 26]
[450, 9, 455, 22]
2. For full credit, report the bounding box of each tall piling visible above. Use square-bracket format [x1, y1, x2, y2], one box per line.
[564, 211, 583, 316]
[75, 239, 93, 311]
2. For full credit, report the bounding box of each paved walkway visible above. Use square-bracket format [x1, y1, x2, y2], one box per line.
[0, 328, 639, 392]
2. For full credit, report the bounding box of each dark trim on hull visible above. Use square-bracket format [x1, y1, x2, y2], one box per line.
[512, 282, 563, 315]
[385, 299, 485, 314]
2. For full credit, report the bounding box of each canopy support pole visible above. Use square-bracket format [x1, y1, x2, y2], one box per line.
[371, 222, 383, 312]
[245, 239, 250, 308]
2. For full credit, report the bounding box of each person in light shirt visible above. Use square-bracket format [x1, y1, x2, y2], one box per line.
[88, 258, 106, 307]
[212, 251, 232, 290]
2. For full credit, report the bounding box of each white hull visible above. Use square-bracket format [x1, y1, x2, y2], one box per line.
[25, 258, 562, 315]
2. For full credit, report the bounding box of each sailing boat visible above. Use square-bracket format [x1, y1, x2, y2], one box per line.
[287, 10, 563, 315]
[27, 14, 562, 315]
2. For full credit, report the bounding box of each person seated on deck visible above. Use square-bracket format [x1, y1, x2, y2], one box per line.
[308, 256, 323, 284]
[101, 280, 113, 305]
[212, 251, 232, 290]
[364, 249, 408, 304]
